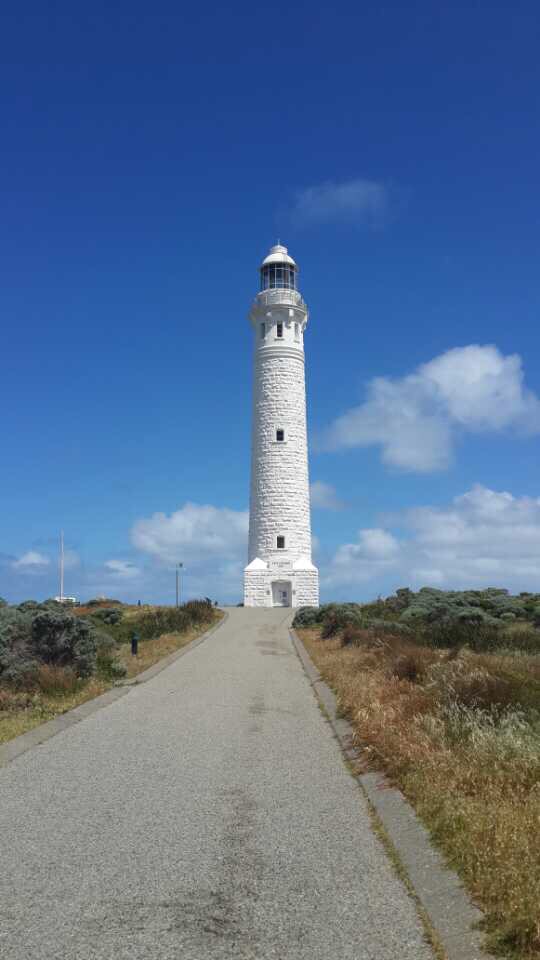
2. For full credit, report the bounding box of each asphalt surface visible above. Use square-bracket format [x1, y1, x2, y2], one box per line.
[0, 609, 434, 959]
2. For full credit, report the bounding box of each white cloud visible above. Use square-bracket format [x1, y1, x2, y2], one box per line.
[12, 551, 50, 570]
[358, 529, 400, 558]
[131, 502, 249, 602]
[321, 345, 540, 472]
[291, 178, 388, 227]
[325, 528, 401, 586]
[310, 481, 343, 510]
[323, 485, 540, 593]
[420, 346, 540, 431]
[131, 503, 248, 566]
[104, 560, 141, 580]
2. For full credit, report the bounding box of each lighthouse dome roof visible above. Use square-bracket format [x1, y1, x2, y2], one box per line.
[261, 243, 297, 268]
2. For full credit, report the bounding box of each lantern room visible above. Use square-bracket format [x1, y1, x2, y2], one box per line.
[260, 243, 298, 291]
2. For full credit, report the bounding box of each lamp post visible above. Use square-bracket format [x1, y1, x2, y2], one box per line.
[175, 562, 183, 607]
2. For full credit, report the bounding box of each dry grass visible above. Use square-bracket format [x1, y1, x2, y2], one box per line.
[299, 626, 540, 959]
[117, 615, 222, 679]
[0, 676, 109, 744]
[0, 612, 223, 746]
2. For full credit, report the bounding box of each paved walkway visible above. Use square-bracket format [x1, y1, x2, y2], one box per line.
[0, 609, 433, 959]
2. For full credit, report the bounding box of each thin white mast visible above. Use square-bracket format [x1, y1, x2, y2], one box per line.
[60, 530, 64, 601]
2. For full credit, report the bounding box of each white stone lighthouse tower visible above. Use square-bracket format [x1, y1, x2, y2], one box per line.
[244, 243, 319, 608]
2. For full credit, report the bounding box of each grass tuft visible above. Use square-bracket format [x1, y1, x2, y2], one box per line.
[299, 625, 540, 958]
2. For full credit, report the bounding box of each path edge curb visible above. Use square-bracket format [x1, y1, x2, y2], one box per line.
[290, 626, 493, 960]
[0, 611, 228, 770]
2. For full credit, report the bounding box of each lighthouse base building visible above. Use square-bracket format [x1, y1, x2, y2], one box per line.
[244, 244, 319, 608]
[244, 557, 319, 608]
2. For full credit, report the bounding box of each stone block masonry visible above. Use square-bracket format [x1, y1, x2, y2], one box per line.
[244, 244, 319, 608]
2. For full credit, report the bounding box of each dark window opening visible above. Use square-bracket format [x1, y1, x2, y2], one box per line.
[260, 322, 265, 339]
[276, 429, 285, 442]
[277, 536, 285, 549]
[261, 263, 297, 291]
[276, 322, 283, 338]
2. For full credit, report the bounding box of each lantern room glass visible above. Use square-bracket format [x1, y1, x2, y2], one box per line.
[261, 263, 297, 291]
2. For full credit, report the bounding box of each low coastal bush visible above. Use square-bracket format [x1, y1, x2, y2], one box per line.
[30, 609, 97, 677]
[0, 597, 218, 692]
[293, 587, 540, 654]
[0, 601, 118, 687]
[84, 597, 122, 608]
[110, 598, 216, 644]
[297, 597, 540, 956]
[0, 598, 218, 690]
[89, 606, 124, 626]
[292, 606, 320, 627]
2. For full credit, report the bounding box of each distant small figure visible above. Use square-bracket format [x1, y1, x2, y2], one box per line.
[137, 600, 141, 606]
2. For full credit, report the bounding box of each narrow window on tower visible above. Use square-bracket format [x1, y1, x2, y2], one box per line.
[277, 536, 285, 549]
[294, 323, 300, 340]
[260, 322, 266, 339]
[276, 322, 283, 338]
[276, 428, 285, 442]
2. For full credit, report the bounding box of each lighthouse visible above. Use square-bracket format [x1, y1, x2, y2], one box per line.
[244, 244, 319, 608]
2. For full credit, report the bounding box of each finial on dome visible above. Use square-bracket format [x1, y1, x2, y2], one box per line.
[261, 242, 297, 268]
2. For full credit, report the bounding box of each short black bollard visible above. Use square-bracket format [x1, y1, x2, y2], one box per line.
[131, 631, 139, 657]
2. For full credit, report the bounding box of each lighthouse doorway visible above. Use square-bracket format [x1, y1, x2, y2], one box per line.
[272, 581, 292, 607]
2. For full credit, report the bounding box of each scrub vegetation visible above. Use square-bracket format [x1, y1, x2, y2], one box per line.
[294, 588, 540, 959]
[0, 597, 220, 745]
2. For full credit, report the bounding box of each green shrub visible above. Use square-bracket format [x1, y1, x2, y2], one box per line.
[499, 627, 540, 655]
[16, 600, 42, 614]
[0, 607, 32, 651]
[321, 605, 364, 638]
[29, 611, 97, 677]
[0, 598, 216, 690]
[111, 599, 216, 644]
[340, 620, 413, 648]
[292, 606, 320, 628]
[363, 619, 412, 635]
[90, 607, 123, 625]
[359, 588, 414, 620]
[84, 597, 122, 607]
[415, 620, 502, 652]
[0, 652, 39, 688]
[0, 608, 36, 686]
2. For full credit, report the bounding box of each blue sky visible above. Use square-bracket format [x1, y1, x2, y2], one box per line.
[1, 1, 539, 604]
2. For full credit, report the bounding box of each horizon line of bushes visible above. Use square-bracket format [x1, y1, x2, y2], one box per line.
[293, 586, 540, 653]
[0, 597, 218, 690]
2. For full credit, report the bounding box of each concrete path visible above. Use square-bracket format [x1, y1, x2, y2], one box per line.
[0, 609, 434, 959]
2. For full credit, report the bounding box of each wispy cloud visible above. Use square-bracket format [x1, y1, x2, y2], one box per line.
[12, 551, 50, 571]
[320, 345, 540, 472]
[291, 178, 388, 227]
[104, 559, 141, 580]
[310, 481, 344, 510]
